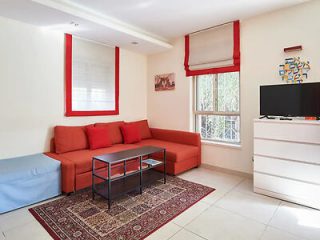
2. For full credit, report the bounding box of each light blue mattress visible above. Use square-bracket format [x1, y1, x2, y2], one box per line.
[0, 154, 61, 213]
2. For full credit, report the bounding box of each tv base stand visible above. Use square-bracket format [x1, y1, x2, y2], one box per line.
[259, 115, 276, 120]
[279, 117, 292, 120]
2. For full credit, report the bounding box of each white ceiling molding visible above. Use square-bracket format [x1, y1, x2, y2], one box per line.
[0, 0, 308, 54]
[32, 0, 173, 49]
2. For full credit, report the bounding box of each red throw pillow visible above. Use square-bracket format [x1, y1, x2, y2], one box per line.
[94, 121, 125, 144]
[120, 123, 142, 144]
[127, 120, 152, 139]
[86, 126, 112, 150]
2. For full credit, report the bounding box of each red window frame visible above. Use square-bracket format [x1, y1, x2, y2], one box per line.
[184, 20, 240, 77]
[65, 34, 120, 116]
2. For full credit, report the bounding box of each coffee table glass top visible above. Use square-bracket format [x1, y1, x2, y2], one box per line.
[93, 146, 165, 164]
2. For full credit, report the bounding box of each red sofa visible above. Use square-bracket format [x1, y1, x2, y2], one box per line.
[46, 120, 201, 194]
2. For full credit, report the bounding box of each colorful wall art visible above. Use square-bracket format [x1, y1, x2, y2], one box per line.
[155, 73, 175, 91]
[279, 57, 310, 83]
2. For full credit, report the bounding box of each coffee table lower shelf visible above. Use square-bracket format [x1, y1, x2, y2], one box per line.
[93, 169, 164, 202]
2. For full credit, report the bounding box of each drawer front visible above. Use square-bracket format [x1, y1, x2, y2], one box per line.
[254, 172, 320, 202]
[254, 155, 320, 184]
[254, 139, 320, 164]
[254, 121, 320, 144]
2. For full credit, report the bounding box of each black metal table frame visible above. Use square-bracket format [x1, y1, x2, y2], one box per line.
[92, 147, 166, 209]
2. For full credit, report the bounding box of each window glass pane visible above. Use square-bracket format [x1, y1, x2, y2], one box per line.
[196, 74, 214, 111]
[196, 115, 240, 143]
[217, 72, 239, 112]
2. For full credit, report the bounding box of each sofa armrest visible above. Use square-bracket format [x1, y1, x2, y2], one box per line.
[150, 128, 201, 147]
[45, 152, 75, 194]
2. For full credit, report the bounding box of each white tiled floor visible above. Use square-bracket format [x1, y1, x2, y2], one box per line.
[1, 167, 320, 240]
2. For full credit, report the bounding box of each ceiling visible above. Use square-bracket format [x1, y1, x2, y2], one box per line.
[0, 0, 308, 54]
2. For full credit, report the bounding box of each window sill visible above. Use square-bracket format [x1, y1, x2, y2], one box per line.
[201, 140, 242, 149]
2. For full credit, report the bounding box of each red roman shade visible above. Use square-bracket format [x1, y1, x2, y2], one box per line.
[65, 34, 120, 117]
[184, 20, 240, 76]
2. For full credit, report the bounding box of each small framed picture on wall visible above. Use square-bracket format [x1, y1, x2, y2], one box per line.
[154, 73, 175, 91]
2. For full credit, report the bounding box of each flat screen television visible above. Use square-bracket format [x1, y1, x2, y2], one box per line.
[260, 82, 320, 117]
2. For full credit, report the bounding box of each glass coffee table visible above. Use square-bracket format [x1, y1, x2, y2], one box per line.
[92, 146, 166, 209]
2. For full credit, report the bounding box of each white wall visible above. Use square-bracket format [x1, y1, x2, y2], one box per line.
[0, 17, 147, 159]
[147, 0, 320, 174]
[147, 38, 192, 131]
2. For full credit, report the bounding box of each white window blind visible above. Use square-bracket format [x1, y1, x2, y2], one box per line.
[188, 22, 234, 71]
[72, 37, 115, 111]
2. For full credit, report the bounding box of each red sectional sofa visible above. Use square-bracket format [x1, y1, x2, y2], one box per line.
[46, 120, 201, 193]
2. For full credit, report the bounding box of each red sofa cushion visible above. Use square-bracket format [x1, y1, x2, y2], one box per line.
[54, 126, 89, 154]
[59, 144, 139, 174]
[94, 121, 125, 144]
[134, 139, 199, 162]
[120, 123, 142, 144]
[86, 126, 112, 150]
[127, 120, 152, 139]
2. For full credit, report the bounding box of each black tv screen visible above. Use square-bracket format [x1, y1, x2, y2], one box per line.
[260, 83, 320, 117]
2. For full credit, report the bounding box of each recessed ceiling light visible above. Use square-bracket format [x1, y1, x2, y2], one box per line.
[131, 41, 139, 45]
[137, 0, 153, 8]
[41, 23, 82, 33]
[70, 21, 79, 27]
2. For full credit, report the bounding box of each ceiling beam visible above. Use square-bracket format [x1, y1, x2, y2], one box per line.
[32, 0, 173, 49]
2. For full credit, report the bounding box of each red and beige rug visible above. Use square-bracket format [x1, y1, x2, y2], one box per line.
[29, 176, 214, 240]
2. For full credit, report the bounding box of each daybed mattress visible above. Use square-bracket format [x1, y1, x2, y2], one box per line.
[0, 154, 61, 213]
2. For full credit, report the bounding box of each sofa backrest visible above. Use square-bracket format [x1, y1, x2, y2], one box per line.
[54, 125, 89, 154]
[51, 120, 152, 154]
[50, 138, 56, 153]
[150, 128, 201, 146]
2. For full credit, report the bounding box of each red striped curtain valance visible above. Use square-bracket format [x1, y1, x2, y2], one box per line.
[184, 20, 240, 77]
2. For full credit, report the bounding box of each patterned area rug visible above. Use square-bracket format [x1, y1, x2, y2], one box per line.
[29, 176, 214, 240]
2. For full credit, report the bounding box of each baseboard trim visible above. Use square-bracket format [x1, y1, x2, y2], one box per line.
[201, 163, 253, 179]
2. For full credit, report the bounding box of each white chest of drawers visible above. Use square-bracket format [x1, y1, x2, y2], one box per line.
[253, 119, 320, 209]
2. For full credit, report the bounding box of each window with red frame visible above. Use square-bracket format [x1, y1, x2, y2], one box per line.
[186, 21, 241, 144]
[65, 34, 119, 116]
